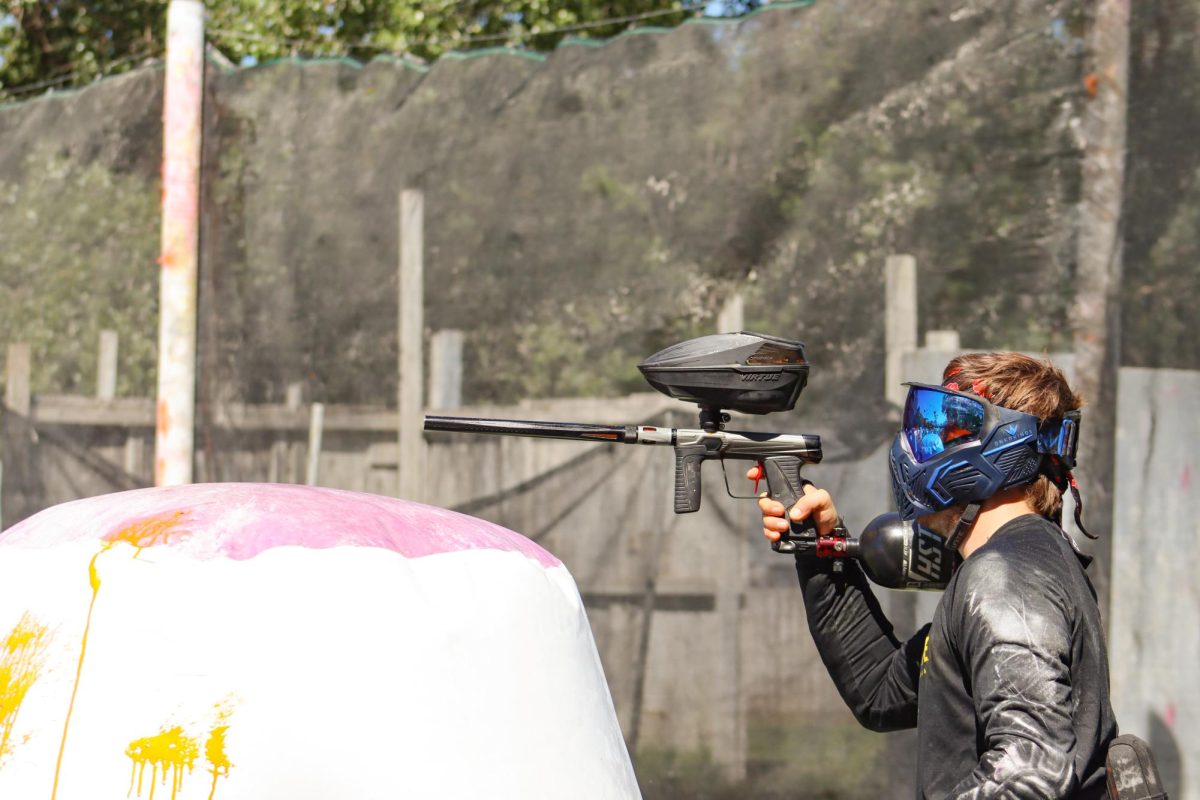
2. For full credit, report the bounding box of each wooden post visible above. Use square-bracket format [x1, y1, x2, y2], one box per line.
[1073, 0, 1130, 624]
[305, 402, 325, 486]
[267, 436, 281, 483]
[1, 343, 28, 533]
[97, 330, 119, 400]
[717, 293, 744, 334]
[628, 518, 669, 756]
[714, 510, 747, 781]
[883, 272, 922, 799]
[154, 0, 205, 487]
[1, 344, 30, 530]
[428, 330, 464, 410]
[885, 255, 918, 409]
[5, 344, 31, 417]
[124, 436, 144, 482]
[397, 189, 425, 501]
[924, 330, 960, 351]
[286, 382, 303, 483]
[268, 383, 303, 483]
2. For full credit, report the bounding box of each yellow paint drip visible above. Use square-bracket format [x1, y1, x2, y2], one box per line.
[0, 613, 50, 766]
[52, 509, 192, 800]
[204, 731, 230, 799]
[126, 726, 199, 800]
[204, 700, 236, 800]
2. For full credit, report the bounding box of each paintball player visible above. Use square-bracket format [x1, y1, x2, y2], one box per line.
[757, 352, 1117, 799]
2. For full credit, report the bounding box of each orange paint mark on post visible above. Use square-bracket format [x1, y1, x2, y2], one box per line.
[0, 613, 50, 767]
[157, 399, 171, 437]
[126, 726, 200, 800]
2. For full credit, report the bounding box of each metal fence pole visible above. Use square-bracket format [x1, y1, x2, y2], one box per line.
[154, 0, 205, 486]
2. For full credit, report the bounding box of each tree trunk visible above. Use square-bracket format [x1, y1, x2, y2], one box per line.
[1072, 0, 1130, 626]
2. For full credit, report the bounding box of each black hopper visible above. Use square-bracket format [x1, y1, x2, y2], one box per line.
[638, 332, 809, 430]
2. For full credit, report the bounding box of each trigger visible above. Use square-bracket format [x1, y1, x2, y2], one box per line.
[749, 464, 763, 494]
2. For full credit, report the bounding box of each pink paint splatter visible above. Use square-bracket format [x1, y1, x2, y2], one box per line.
[0, 484, 560, 568]
[1181, 465, 1191, 491]
[1164, 703, 1176, 729]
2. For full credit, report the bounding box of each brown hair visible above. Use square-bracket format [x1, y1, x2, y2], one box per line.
[941, 352, 1082, 519]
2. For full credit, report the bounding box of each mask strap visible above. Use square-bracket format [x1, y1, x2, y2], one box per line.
[944, 502, 981, 554]
[1068, 472, 1097, 540]
[1043, 456, 1097, 540]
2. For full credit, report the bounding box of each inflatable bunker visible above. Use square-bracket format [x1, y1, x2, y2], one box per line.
[0, 483, 640, 799]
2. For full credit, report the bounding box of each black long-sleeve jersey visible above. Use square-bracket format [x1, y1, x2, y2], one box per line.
[795, 514, 1117, 799]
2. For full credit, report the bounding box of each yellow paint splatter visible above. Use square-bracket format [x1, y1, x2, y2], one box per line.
[120, 701, 237, 800]
[52, 510, 192, 800]
[104, 511, 191, 553]
[204, 703, 235, 800]
[0, 613, 50, 766]
[126, 726, 199, 800]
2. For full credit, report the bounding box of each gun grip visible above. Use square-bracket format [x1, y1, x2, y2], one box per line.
[674, 447, 706, 513]
[763, 456, 816, 554]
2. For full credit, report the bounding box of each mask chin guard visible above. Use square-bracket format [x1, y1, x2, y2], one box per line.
[943, 503, 981, 555]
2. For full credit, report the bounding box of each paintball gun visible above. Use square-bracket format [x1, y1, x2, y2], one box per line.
[425, 332, 954, 589]
[426, 332, 821, 553]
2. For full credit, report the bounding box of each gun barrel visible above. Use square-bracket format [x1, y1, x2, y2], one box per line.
[424, 415, 635, 443]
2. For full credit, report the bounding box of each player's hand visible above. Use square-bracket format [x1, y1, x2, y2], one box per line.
[748, 470, 840, 541]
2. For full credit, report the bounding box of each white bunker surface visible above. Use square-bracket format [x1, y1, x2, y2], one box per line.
[0, 483, 640, 800]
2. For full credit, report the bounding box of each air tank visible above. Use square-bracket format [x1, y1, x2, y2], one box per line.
[845, 512, 955, 590]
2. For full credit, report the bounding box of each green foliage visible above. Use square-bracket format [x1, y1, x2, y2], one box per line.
[1, 0, 698, 100]
[0, 1, 167, 98]
[0, 148, 159, 397]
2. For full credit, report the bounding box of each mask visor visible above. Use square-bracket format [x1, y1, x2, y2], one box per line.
[902, 386, 986, 463]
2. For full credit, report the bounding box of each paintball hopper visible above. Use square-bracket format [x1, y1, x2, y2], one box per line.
[637, 332, 809, 416]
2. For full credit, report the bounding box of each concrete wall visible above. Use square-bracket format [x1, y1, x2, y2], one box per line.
[1111, 367, 1199, 800]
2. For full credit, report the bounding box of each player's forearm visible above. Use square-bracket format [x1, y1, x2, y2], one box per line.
[795, 556, 920, 731]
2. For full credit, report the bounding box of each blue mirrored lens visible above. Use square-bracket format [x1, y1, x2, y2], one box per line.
[903, 388, 985, 463]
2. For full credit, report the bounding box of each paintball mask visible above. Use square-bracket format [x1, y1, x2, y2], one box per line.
[889, 382, 1080, 522]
